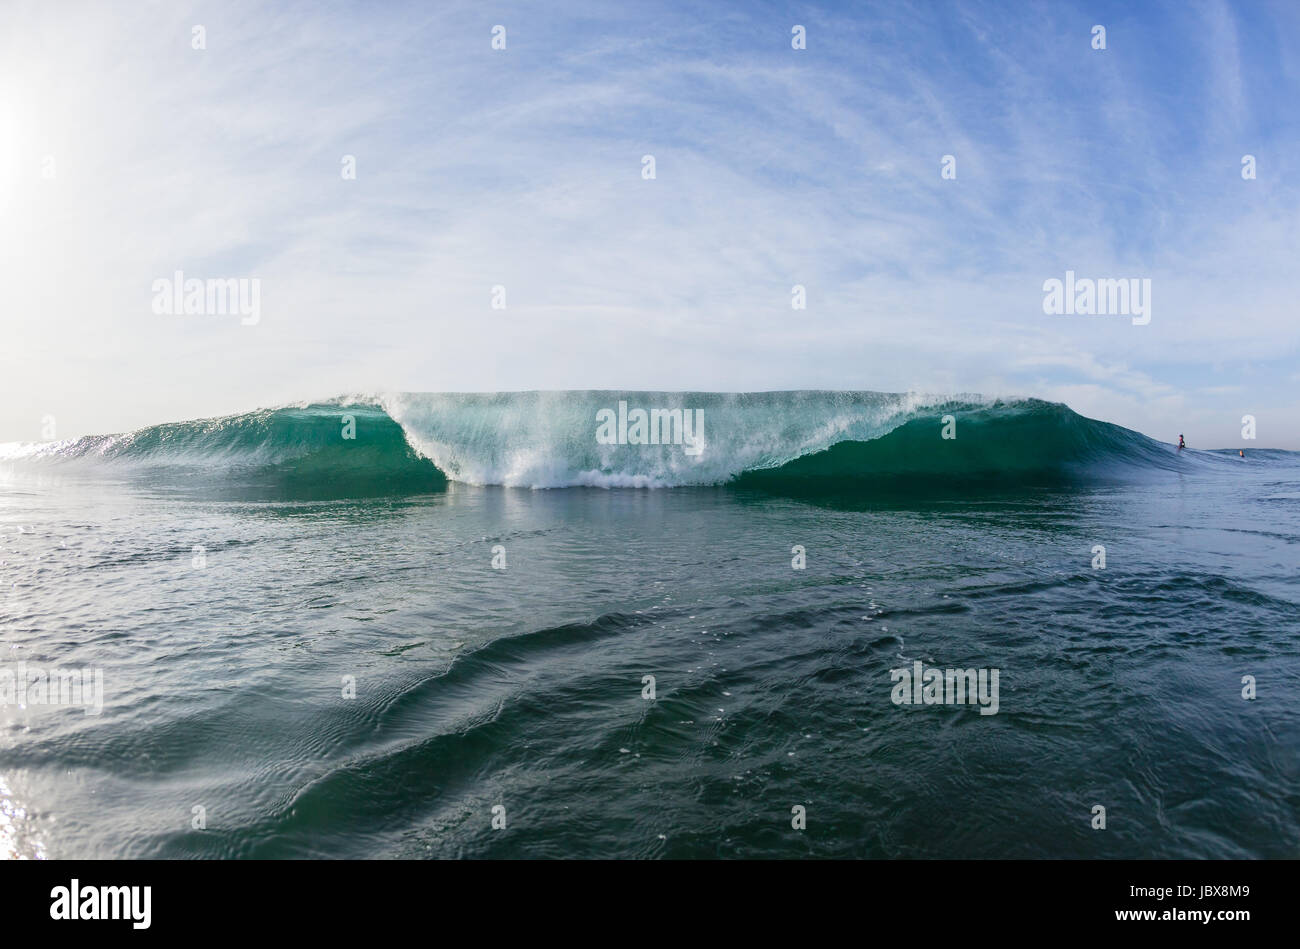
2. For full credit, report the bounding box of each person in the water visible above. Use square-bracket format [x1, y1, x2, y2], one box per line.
[1240, 449, 1245, 459]
[1178, 434, 1186, 451]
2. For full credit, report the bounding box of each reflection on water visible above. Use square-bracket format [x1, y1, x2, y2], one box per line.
[0, 775, 43, 860]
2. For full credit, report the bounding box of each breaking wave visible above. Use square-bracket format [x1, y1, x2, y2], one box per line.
[0, 391, 1255, 495]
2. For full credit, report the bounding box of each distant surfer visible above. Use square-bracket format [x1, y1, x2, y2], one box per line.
[1178, 434, 1185, 451]
[1239, 449, 1245, 459]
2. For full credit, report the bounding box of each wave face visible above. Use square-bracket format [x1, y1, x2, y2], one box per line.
[736, 399, 1187, 490]
[0, 403, 444, 497]
[0, 391, 1254, 492]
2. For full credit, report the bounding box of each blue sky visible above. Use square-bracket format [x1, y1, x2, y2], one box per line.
[1, 0, 1297, 446]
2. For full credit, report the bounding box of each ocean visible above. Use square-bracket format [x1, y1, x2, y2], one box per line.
[1, 391, 1297, 859]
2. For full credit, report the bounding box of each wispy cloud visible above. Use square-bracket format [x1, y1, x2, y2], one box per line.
[1, 0, 1297, 446]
